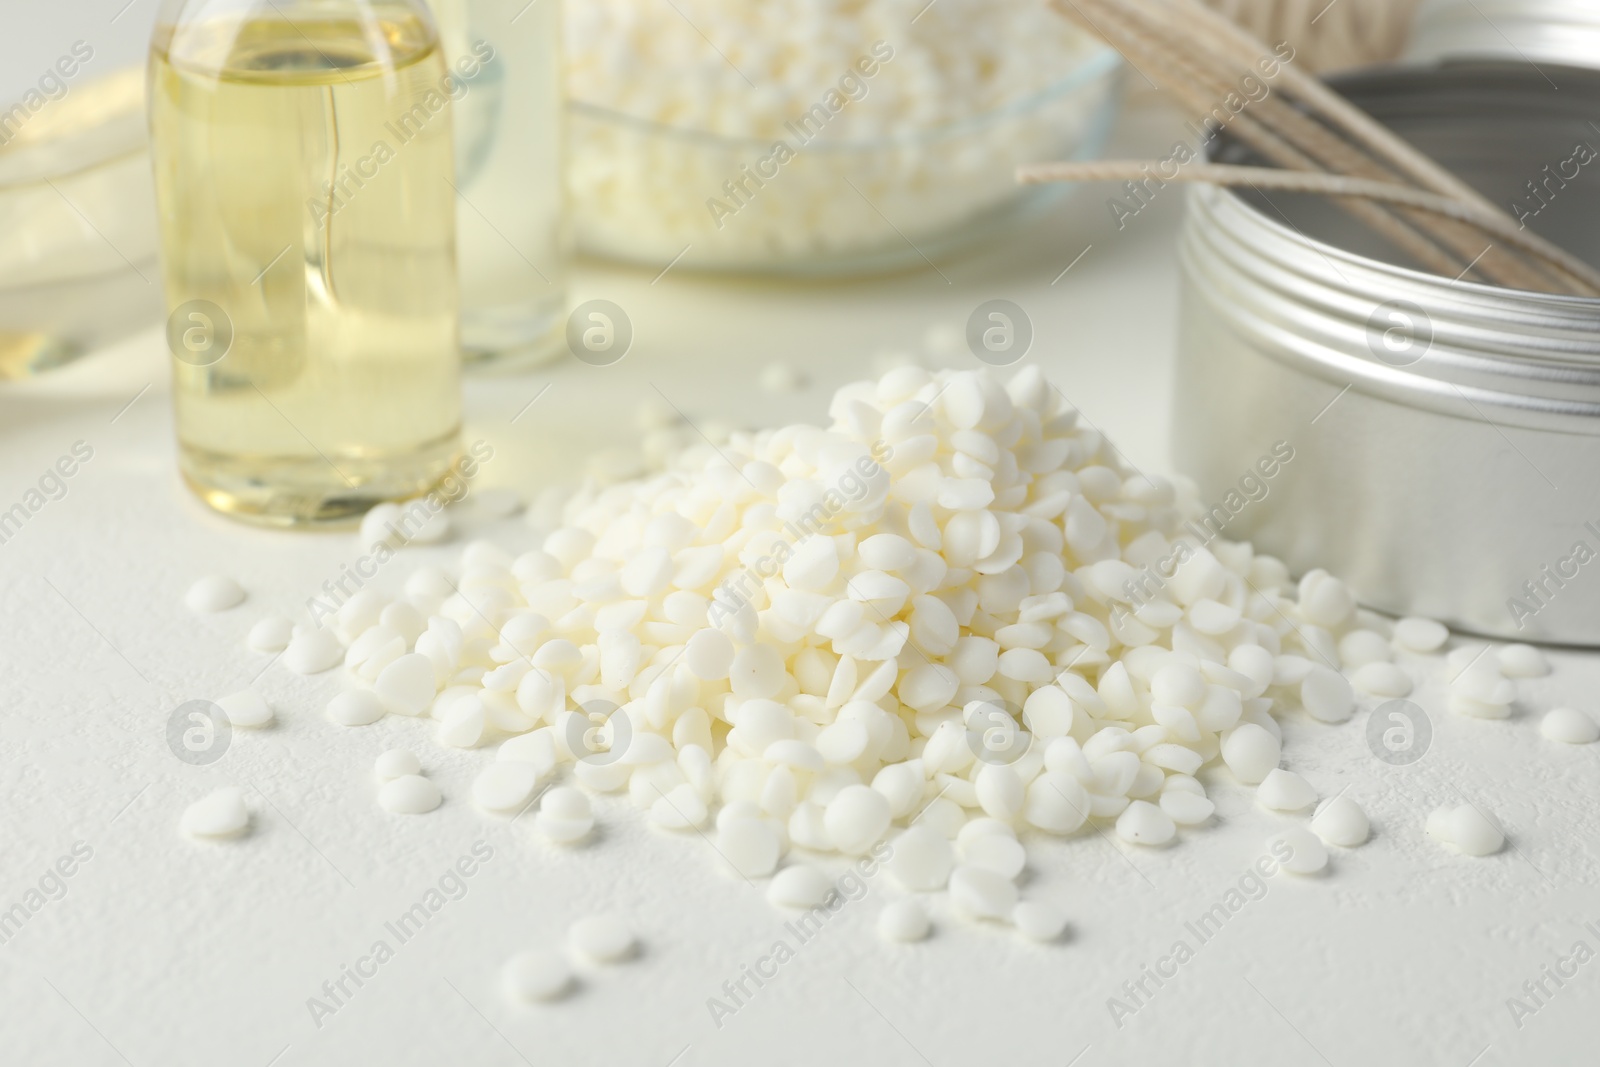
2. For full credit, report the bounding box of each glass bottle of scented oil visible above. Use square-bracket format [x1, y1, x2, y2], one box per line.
[149, 0, 464, 526]
[426, 0, 568, 367]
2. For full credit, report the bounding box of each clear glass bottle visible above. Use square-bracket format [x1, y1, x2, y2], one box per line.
[426, 0, 567, 368]
[149, 0, 464, 526]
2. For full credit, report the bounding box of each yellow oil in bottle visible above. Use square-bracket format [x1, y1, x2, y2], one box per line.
[150, 7, 462, 526]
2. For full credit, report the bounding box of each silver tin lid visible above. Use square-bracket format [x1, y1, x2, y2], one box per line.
[1407, 0, 1600, 70]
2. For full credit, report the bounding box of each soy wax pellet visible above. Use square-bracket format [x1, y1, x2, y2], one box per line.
[185, 575, 244, 613]
[379, 775, 442, 814]
[1274, 828, 1328, 874]
[1011, 900, 1067, 942]
[374, 749, 421, 781]
[1311, 796, 1369, 847]
[247, 616, 292, 653]
[182, 787, 251, 839]
[503, 950, 573, 1002]
[878, 899, 931, 943]
[216, 689, 273, 728]
[1541, 708, 1599, 744]
[568, 914, 637, 964]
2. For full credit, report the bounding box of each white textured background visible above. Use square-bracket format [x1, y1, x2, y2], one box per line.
[2, 21, 1598, 1061]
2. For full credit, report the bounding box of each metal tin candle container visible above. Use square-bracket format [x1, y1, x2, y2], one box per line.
[1171, 63, 1600, 646]
[1408, 0, 1600, 69]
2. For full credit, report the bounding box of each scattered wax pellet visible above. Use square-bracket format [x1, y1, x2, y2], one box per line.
[1498, 643, 1550, 679]
[186, 575, 244, 613]
[1256, 769, 1316, 813]
[1115, 800, 1175, 846]
[327, 690, 386, 727]
[1011, 900, 1067, 942]
[283, 628, 343, 675]
[568, 914, 637, 964]
[1541, 708, 1599, 744]
[1311, 796, 1369, 847]
[878, 899, 931, 943]
[216, 689, 273, 728]
[374, 749, 421, 781]
[247, 616, 292, 653]
[767, 865, 834, 909]
[717, 817, 780, 878]
[182, 787, 250, 839]
[473, 762, 541, 812]
[949, 864, 1018, 920]
[379, 775, 442, 814]
[1275, 828, 1328, 875]
[538, 786, 594, 844]
[1392, 617, 1449, 653]
[885, 826, 954, 892]
[503, 950, 573, 1002]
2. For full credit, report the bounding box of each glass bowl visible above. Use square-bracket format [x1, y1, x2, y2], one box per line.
[0, 65, 161, 379]
[567, 47, 1124, 275]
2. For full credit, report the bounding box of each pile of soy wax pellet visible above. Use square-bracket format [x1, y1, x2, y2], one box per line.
[193, 364, 1596, 953]
[563, 0, 1107, 262]
[566, 0, 1095, 141]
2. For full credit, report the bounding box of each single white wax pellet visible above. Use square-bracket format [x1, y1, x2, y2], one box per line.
[185, 575, 245, 614]
[1275, 827, 1328, 874]
[878, 899, 931, 943]
[717, 818, 781, 878]
[1023, 772, 1089, 835]
[1011, 900, 1067, 942]
[503, 950, 573, 1002]
[728, 645, 786, 699]
[1497, 643, 1550, 679]
[1541, 707, 1599, 744]
[568, 914, 637, 964]
[1337, 629, 1391, 668]
[767, 865, 835, 909]
[1256, 769, 1316, 812]
[885, 826, 954, 892]
[1160, 790, 1215, 826]
[247, 616, 293, 653]
[1311, 796, 1369, 847]
[1151, 663, 1206, 709]
[684, 628, 735, 680]
[182, 787, 250, 839]
[379, 775, 442, 814]
[1446, 804, 1505, 856]
[359, 503, 403, 549]
[373, 653, 437, 716]
[962, 834, 1026, 880]
[473, 762, 541, 812]
[374, 748, 421, 781]
[1115, 800, 1176, 846]
[216, 689, 274, 728]
[542, 785, 591, 820]
[824, 785, 892, 855]
[437, 696, 487, 748]
[1221, 723, 1280, 784]
[1351, 661, 1412, 698]
[1392, 617, 1449, 653]
[327, 690, 386, 727]
[973, 764, 1024, 822]
[406, 508, 451, 544]
[1301, 666, 1355, 723]
[949, 864, 1019, 920]
[284, 628, 343, 675]
[651, 784, 709, 831]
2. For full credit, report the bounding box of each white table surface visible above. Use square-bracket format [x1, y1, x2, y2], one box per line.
[2, 98, 1597, 1067]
